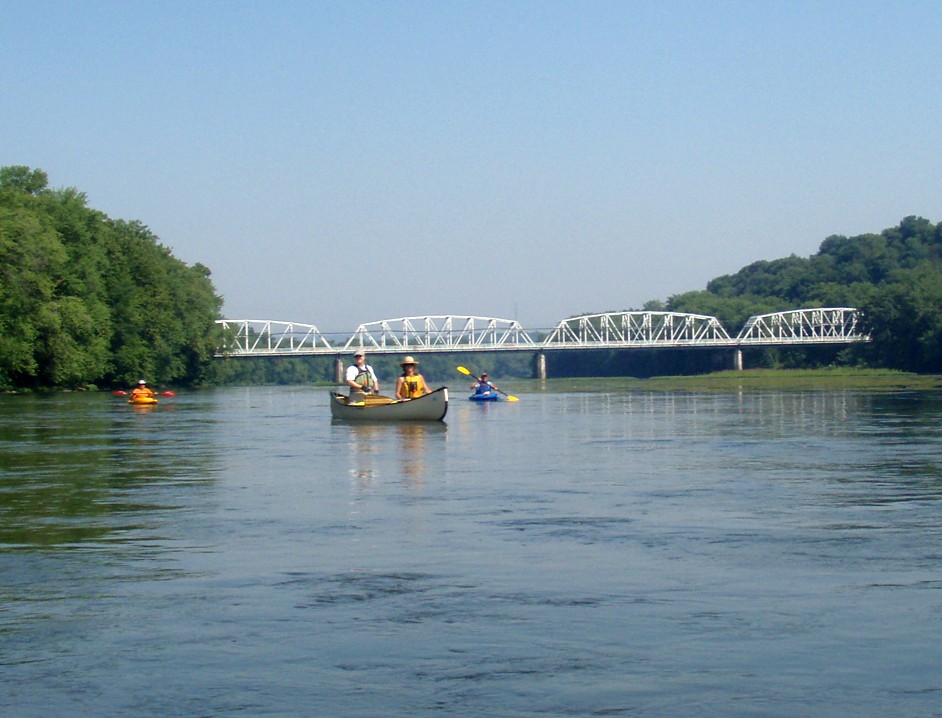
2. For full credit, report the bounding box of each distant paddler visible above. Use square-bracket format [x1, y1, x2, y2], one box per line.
[470, 372, 499, 397]
[129, 379, 157, 404]
[456, 365, 519, 401]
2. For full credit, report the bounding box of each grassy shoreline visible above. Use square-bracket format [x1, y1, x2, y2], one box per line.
[536, 369, 942, 392]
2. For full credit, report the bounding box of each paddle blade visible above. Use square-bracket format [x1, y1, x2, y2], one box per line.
[456, 366, 473, 376]
[161, 391, 176, 397]
[112, 390, 127, 396]
[506, 395, 519, 402]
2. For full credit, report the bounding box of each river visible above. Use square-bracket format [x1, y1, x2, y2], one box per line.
[2, 385, 941, 717]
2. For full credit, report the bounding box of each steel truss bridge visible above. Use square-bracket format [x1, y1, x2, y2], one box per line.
[215, 308, 866, 360]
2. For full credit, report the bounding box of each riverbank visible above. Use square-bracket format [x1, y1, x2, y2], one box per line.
[546, 368, 942, 393]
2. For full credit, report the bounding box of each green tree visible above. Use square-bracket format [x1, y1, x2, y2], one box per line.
[665, 290, 781, 333]
[0, 166, 222, 389]
[0, 166, 48, 195]
[0, 200, 63, 386]
[860, 267, 942, 373]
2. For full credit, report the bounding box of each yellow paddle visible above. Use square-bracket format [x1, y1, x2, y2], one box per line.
[456, 365, 519, 402]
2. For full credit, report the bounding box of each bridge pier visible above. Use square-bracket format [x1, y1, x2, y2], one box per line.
[731, 348, 743, 371]
[333, 357, 344, 384]
[536, 352, 547, 380]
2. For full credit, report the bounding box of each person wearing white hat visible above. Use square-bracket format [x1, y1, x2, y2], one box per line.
[394, 356, 431, 400]
[130, 379, 155, 401]
[345, 351, 379, 400]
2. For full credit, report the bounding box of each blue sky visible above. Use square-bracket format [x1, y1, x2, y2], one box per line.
[3, 1, 941, 334]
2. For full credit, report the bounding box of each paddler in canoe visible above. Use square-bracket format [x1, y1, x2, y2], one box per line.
[345, 351, 382, 403]
[395, 356, 431, 400]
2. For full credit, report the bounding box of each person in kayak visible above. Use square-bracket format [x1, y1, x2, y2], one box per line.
[395, 356, 431, 400]
[346, 352, 380, 400]
[130, 379, 155, 401]
[470, 373, 498, 396]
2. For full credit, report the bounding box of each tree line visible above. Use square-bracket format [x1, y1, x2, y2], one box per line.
[4, 164, 941, 388]
[0, 166, 222, 390]
[211, 351, 533, 387]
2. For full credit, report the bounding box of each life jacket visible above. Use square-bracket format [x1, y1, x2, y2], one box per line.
[350, 365, 375, 389]
[400, 374, 427, 399]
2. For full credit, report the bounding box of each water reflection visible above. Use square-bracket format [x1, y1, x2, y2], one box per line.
[0, 393, 220, 550]
[394, 423, 446, 486]
[129, 402, 159, 413]
[339, 421, 447, 489]
[342, 422, 383, 487]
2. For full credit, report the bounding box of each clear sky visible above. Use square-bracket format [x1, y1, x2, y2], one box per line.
[3, 1, 941, 334]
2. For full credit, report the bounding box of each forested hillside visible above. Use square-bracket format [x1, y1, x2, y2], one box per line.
[0, 166, 223, 390]
[662, 216, 942, 372]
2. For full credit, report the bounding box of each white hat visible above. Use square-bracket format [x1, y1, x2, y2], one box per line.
[138, 379, 146, 384]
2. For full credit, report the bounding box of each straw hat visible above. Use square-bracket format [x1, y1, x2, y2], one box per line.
[400, 355, 419, 366]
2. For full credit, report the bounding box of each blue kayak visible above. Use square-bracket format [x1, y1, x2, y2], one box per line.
[469, 391, 500, 402]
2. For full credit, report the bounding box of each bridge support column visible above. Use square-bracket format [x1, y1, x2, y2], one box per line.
[333, 357, 344, 384]
[536, 352, 547, 380]
[731, 349, 743, 371]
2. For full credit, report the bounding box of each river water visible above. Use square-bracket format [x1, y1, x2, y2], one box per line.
[2, 384, 941, 717]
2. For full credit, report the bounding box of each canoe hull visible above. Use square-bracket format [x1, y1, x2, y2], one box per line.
[330, 387, 448, 421]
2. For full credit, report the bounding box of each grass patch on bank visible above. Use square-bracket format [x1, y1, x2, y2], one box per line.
[635, 368, 942, 392]
[531, 368, 942, 393]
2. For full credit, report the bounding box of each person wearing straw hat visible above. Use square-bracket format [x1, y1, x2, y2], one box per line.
[395, 356, 431, 400]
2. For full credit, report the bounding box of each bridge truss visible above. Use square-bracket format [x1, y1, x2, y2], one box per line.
[215, 319, 334, 355]
[736, 307, 864, 345]
[214, 308, 868, 358]
[344, 316, 536, 353]
[544, 311, 733, 348]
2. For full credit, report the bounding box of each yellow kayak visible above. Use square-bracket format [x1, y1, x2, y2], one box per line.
[128, 396, 158, 405]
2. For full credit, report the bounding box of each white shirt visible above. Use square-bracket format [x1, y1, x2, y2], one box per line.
[345, 362, 377, 385]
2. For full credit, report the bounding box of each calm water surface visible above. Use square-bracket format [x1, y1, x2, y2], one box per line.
[2, 385, 941, 717]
